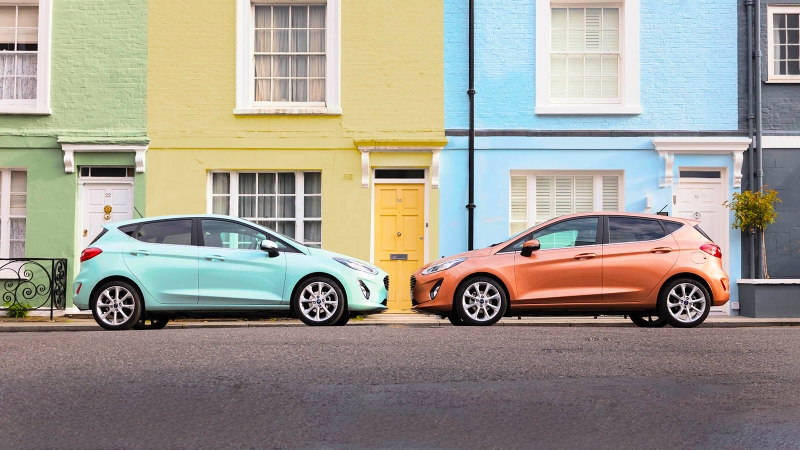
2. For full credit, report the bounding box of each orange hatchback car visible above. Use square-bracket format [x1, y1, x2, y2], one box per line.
[411, 213, 729, 328]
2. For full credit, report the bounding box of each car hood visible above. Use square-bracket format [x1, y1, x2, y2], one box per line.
[306, 247, 382, 273]
[420, 247, 493, 271]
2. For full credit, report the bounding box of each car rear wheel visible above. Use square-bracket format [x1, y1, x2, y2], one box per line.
[629, 314, 667, 328]
[91, 281, 142, 331]
[133, 317, 170, 330]
[293, 277, 346, 326]
[446, 314, 466, 326]
[454, 277, 507, 326]
[333, 312, 350, 326]
[657, 278, 711, 328]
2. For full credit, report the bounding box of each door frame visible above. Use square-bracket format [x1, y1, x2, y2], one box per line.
[77, 177, 135, 255]
[369, 168, 430, 266]
[675, 166, 729, 275]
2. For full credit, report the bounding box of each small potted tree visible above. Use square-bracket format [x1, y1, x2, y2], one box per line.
[726, 188, 797, 317]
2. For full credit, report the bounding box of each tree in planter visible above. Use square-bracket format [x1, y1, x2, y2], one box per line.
[724, 187, 781, 279]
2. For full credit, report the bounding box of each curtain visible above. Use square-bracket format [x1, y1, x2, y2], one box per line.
[211, 173, 230, 215]
[0, 6, 37, 100]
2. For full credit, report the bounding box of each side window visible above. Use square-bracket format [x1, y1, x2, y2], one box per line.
[608, 217, 665, 244]
[118, 225, 137, 237]
[134, 220, 193, 246]
[532, 217, 599, 249]
[202, 220, 267, 250]
[662, 221, 684, 235]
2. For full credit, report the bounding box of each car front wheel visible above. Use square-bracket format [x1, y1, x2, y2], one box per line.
[454, 276, 507, 326]
[293, 277, 346, 326]
[91, 281, 142, 331]
[657, 278, 711, 328]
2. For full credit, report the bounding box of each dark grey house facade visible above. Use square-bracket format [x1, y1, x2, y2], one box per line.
[740, 0, 800, 279]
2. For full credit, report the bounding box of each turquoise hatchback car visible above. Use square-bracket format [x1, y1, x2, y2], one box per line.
[73, 215, 389, 330]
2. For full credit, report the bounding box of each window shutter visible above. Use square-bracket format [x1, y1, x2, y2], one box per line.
[554, 176, 573, 217]
[510, 175, 529, 235]
[574, 176, 594, 213]
[585, 8, 602, 50]
[535, 176, 554, 224]
[602, 176, 620, 211]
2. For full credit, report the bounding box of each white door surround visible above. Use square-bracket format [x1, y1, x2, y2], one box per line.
[79, 181, 134, 249]
[675, 173, 728, 313]
[61, 144, 148, 174]
[652, 137, 751, 188]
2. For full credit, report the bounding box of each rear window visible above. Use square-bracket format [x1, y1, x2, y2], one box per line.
[89, 229, 108, 246]
[118, 225, 137, 237]
[608, 217, 665, 244]
[693, 224, 714, 242]
[134, 220, 193, 246]
[661, 221, 684, 235]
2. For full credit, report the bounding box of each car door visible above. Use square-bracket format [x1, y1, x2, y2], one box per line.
[198, 218, 287, 305]
[602, 216, 679, 304]
[122, 219, 199, 304]
[513, 216, 603, 305]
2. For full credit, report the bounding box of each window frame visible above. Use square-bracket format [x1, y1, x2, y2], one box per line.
[535, 0, 640, 115]
[207, 170, 322, 248]
[234, 0, 341, 115]
[130, 219, 195, 247]
[509, 170, 624, 235]
[0, 0, 51, 115]
[767, 5, 800, 83]
[500, 215, 603, 253]
[605, 215, 668, 245]
[0, 168, 26, 258]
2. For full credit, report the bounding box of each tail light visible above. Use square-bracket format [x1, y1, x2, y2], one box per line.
[700, 244, 722, 259]
[80, 247, 102, 262]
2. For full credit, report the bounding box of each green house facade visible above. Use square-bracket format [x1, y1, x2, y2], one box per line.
[0, 0, 148, 311]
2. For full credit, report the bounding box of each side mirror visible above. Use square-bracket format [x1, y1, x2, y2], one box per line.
[520, 239, 540, 257]
[260, 239, 280, 258]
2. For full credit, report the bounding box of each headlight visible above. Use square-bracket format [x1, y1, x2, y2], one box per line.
[333, 257, 379, 275]
[421, 257, 466, 275]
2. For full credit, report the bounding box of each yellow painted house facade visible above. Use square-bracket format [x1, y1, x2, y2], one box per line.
[147, 0, 445, 311]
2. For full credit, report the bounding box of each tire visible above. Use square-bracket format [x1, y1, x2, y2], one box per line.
[629, 314, 667, 328]
[446, 314, 466, 326]
[91, 281, 142, 331]
[293, 276, 346, 326]
[133, 317, 170, 330]
[657, 278, 711, 328]
[454, 276, 507, 326]
[333, 312, 350, 326]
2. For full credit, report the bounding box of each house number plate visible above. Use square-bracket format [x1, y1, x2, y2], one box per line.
[390, 254, 408, 260]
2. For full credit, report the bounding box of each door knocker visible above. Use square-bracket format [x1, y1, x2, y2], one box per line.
[104, 205, 113, 220]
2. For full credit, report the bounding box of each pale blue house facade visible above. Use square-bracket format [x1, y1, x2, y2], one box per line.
[441, 0, 749, 312]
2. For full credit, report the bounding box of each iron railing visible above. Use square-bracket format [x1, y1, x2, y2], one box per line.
[0, 259, 68, 320]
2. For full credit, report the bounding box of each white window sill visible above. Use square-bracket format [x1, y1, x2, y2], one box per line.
[535, 104, 642, 115]
[765, 77, 800, 84]
[0, 106, 52, 115]
[233, 106, 342, 116]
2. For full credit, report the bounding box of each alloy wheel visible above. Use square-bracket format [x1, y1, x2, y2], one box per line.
[299, 281, 339, 322]
[461, 281, 503, 323]
[95, 286, 136, 327]
[665, 283, 707, 324]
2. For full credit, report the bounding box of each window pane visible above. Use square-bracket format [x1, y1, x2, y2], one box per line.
[239, 196, 256, 217]
[304, 220, 321, 243]
[10, 240, 24, 258]
[212, 173, 230, 194]
[278, 196, 295, 218]
[608, 217, 665, 244]
[212, 196, 230, 215]
[278, 173, 295, 194]
[304, 172, 321, 194]
[533, 217, 598, 249]
[277, 221, 295, 238]
[291, 29, 308, 52]
[134, 220, 193, 246]
[10, 218, 25, 240]
[239, 173, 256, 194]
[258, 196, 276, 218]
[304, 196, 321, 218]
[309, 5, 325, 27]
[258, 173, 276, 194]
[273, 6, 289, 28]
[292, 79, 308, 102]
[202, 219, 267, 250]
[662, 221, 684, 235]
[255, 5, 270, 28]
[10, 171, 26, 193]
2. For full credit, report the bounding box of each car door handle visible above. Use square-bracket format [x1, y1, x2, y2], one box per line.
[573, 253, 597, 260]
[204, 255, 227, 261]
[650, 247, 673, 254]
[129, 250, 151, 256]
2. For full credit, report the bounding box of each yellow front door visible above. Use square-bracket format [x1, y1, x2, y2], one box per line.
[374, 183, 425, 311]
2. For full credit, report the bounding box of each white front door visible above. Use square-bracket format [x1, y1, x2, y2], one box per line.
[80, 183, 134, 249]
[675, 176, 727, 313]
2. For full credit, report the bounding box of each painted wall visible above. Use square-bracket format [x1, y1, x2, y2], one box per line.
[439, 137, 742, 307]
[444, 0, 739, 130]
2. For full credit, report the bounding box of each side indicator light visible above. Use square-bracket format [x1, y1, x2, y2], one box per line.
[721, 279, 728, 291]
[75, 283, 82, 295]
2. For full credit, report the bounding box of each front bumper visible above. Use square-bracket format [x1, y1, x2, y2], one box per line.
[410, 270, 460, 314]
[344, 272, 389, 313]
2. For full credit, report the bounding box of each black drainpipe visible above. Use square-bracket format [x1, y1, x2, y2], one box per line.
[746, 0, 756, 279]
[466, 0, 476, 250]
[754, 0, 764, 278]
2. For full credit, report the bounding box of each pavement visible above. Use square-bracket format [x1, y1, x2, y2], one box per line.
[2, 312, 800, 331]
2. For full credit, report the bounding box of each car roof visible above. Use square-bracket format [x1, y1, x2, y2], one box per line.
[550, 211, 697, 223]
[105, 214, 246, 229]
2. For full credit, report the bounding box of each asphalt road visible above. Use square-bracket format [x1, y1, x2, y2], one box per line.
[1, 326, 800, 450]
